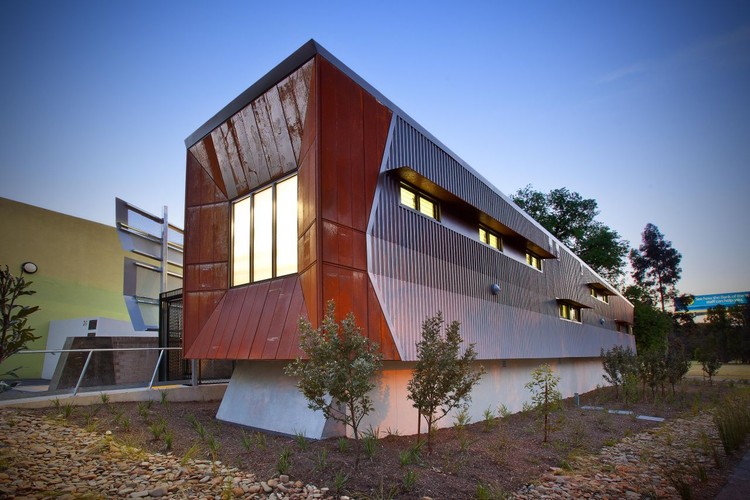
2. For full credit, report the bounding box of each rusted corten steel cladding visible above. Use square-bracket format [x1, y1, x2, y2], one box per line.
[182, 40, 635, 362]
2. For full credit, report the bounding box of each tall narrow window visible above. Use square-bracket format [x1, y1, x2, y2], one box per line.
[232, 198, 251, 285]
[231, 174, 298, 286]
[479, 226, 502, 250]
[275, 176, 298, 276]
[399, 184, 439, 220]
[253, 187, 273, 281]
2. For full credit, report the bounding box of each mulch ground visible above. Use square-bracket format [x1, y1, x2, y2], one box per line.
[13, 380, 750, 499]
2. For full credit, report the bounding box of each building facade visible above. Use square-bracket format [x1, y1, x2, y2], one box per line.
[183, 40, 635, 437]
[0, 197, 134, 379]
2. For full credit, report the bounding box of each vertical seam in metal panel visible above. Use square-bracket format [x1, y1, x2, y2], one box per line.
[314, 55, 324, 326]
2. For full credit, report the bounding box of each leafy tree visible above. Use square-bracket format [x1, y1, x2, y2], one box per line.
[629, 223, 682, 312]
[523, 364, 562, 443]
[729, 297, 750, 363]
[284, 301, 382, 467]
[601, 345, 636, 400]
[637, 350, 666, 399]
[672, 293, 700, 358]
[512, 185, 629, 283]
[697, 348, 722, 386]
[1, 265, 41, 389]
[624, 285, 671, 354]
[665, 340, 691, 395]
[406, 312, 484, 453]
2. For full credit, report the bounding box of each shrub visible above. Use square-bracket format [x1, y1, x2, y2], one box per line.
[285, 300, 382, 467]
[406, 312, 484, 453]
[523, 364, 562, 443]
[601, 345, 636, 399]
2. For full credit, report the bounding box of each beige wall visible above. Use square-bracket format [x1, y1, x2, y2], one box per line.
[0, 197, 132, 378]
[217, 358, 607, 438]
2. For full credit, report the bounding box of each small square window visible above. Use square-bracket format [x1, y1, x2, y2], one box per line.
[526, 251, 542, 270]
[399, 184, 439, 221]
[479, 226, 502, 250]
[590, 287, 610, 303]
[419, 197, 436, 218]
[400, 186, 417, 210]
[559, 302, 582, 323]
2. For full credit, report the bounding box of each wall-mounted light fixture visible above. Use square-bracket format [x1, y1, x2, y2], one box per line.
[600, 318, 606, 325]
[21, 262, 38, 274]
[490, 283, 501, 295]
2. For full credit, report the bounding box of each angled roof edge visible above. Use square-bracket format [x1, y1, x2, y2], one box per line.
[184, 39, 630, 307]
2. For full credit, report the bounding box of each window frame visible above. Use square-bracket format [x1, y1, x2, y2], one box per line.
[558, 302, 582, 323]
[399, 183, 440, 221]
[231, 173, 298, 287]
[526, 250, 543, 271]
[590, 287, 610, 304]
[479, 225, 503, 251]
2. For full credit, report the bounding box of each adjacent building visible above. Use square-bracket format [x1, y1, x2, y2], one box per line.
[0, 197, 135, 379]
[182, 40, 635, 437]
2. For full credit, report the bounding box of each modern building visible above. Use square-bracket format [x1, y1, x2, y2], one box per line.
[0, 197, 136, 379]
[182, 40, 635, 438]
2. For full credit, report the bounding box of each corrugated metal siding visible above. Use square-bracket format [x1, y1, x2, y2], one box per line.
[369, 116, 635, 361]
[385, 117, 552, 253]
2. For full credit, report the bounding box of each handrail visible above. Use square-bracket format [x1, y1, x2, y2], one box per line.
[10, 347, 185, 396]
[19, 347, 181, 354]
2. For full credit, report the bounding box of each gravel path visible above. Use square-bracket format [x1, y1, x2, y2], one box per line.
[0, 410, 330, 499]
[516, 412, 726, 499]
[0, 408, 736, 499]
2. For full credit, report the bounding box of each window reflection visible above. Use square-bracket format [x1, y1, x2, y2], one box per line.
[232, 198, 251, 285]
[252, 187, 273, 281]
[275, 176, 298, 276]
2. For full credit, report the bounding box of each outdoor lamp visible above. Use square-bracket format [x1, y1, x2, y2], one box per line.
[21, 262, 38, 274]
[490, 283, 501, 295]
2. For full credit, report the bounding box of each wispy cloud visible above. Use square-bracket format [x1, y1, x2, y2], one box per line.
[676, 23, 750, 66]
[597, 23, 750, 86]
[596, 62, 649, 84]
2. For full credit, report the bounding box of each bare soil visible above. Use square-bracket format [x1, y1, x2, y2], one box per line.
[32, 380, 749, 499]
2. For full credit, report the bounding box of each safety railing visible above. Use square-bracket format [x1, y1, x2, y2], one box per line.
[7, 347, 186, 397]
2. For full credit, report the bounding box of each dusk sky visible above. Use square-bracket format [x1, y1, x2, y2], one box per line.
[1, 0, 748, 297]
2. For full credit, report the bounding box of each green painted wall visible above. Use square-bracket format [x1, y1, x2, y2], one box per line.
[0, 197, 132, 379]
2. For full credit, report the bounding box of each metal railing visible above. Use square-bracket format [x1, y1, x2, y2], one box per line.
[10, 347, 184, 396]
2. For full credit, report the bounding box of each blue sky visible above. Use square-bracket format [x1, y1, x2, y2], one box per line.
[1, 0, 748, 296]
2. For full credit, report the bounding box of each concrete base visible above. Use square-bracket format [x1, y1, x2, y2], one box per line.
[216, 357, 606, 438]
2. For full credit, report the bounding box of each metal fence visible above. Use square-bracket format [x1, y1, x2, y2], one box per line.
[3, 347, 182, 398]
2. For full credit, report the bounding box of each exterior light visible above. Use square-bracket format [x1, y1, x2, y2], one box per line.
[21, 262, 38, 274]
[490, 283, 501, 295]
[600, 318, 606, 325]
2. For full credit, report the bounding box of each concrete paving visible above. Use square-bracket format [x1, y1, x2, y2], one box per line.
[716, 448, 750, 499]
[0, 381, 227, 409]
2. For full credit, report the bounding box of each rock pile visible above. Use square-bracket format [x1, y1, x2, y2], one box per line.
[0, 410, 330, 499]
[515, 412, 724, 499]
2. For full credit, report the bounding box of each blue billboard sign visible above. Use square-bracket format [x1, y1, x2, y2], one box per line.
[682, 292, 749, 312]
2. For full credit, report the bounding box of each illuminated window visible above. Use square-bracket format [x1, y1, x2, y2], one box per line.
[399, 184, 438, 220]
[559, 303, 581, 323]
[590, 287, 610, 304]
[479, 226, 502, 250]
[526, 251, 542, 270]
[232, 174, 298, 286]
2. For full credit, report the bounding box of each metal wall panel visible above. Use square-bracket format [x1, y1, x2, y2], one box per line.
[369, 117, 634, 361]
[185, 275, 308, 360]
[385, 117, 553, 253]
[188, 59, 314, 198]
